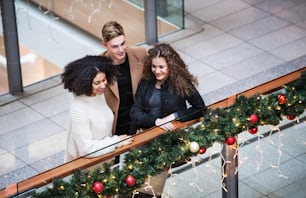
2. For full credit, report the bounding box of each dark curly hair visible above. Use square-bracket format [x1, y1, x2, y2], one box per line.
[143, 43, 198, 98]
[61, 55, 119, 96]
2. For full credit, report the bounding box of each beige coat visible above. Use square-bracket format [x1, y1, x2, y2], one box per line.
[103, 46, 147, 134]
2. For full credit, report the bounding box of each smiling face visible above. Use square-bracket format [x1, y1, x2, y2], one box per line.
[91, 72, 107, 96]
[151, 57, 170, 84]
[103, 35, 127, 65]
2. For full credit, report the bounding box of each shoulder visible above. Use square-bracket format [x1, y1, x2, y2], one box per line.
[140, 78, 153, 83]
[127, 46, 147, 57]
[139, 78, 155, 87]
[71, 96, 92, 110]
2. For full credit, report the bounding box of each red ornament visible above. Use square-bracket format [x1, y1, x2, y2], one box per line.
[277, 94, 286, 105]
[287, 115, 296, 120]
[92, 181, 103, 193]
[248, 127, 258, 134]
[248, 114, 258, 124]
[199, 147, 206, 154]
[126, 175, 136, 187]
[225, 136, 236, 145]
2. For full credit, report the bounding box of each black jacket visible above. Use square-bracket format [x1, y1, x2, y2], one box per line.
[130, 78, 206, 133]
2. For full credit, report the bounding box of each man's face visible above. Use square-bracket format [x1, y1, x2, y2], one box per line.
[103, 35, 127, 65]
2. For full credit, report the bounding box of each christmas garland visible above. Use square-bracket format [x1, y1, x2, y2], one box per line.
[33, 72, 306, 197]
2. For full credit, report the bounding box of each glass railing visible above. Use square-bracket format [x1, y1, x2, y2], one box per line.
[0, 69, 304, 197]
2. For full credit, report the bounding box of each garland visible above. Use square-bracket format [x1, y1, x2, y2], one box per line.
[33, 72, 306, 197]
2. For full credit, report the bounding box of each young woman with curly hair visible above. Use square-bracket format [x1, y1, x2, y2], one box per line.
[129, 43, 206, 197]
[62, 55, 133, 162]
[130, 43, 206, 133]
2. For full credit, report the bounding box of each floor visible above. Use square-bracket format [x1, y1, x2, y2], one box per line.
[0, 0, 306, 197]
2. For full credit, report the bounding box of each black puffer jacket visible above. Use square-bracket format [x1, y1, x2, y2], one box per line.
[130, 78, 206, 133]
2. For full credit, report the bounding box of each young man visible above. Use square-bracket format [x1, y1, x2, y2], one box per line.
[101, 21, 147, 136]
[101, 20, 151, 198]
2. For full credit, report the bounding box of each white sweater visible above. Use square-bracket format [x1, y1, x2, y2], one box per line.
[65, 94, 121, 162]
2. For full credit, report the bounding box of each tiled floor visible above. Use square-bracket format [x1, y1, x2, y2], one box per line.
[0, 0, 306, 197]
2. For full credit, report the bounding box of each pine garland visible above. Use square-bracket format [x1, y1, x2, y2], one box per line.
[33, 72, 306, 197]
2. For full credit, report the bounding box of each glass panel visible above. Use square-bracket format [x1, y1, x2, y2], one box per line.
[0, 0, 183, 96]
[0, 36, 8, 94]
[128, 0, 184, 37]
[157, 0, 184, 28]
[9, 117, 305, 197]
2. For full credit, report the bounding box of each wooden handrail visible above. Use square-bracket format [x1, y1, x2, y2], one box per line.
[1, 67, 305, 197]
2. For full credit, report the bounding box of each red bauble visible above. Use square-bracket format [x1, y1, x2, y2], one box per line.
[225, 136, 236, 145]
[126, 175, 136, 187]
[248, 127, 258, 134]
[287, 115, 296, 120]
[277, 94, 286, 105]
[248, 114, 258, 124]
[92, 181, 103, 193]
[199, 147, 206, 154]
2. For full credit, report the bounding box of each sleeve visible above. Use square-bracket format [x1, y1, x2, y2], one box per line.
[176, 84, 207, 122]
[130, 80, 157, 129]
[70, 103, 122, 158]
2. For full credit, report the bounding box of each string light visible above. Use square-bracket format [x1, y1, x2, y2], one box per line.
[270, 127, 288, 179]
[68, 0, 78, 20]
[255, 134, 264, 171]
[188, 157, 203, 193]
[142, 176, 157, 197]
[88, 0, 102, 23]
[163, 166, 177, 198]
[220, 144, 230, 192]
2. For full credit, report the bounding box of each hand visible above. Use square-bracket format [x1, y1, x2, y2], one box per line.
[159, 122, 176, 131]
[119, 135, 133, 145]
[155, 113, 176, 126]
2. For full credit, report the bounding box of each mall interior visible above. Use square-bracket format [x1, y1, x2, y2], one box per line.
[0, 0, 305, 197]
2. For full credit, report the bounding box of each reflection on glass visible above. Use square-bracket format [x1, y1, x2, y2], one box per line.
[0, 0, 183, 96]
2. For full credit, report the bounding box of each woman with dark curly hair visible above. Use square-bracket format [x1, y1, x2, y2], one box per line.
[130, 43, 206, 133]
[129, 43, 206, 197]
[62, 55, 133, 162]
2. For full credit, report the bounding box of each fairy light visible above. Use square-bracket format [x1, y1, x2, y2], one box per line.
[270, 127, 288, 179]
[255, 134, 264, 170]
[38, 0, 51, 14]
[204, 147, 217, 174]
[233, 143, 239, 175]
[267, 126, 280, 145]
[220, 144, 230, 192]
[128, 164, 133, 170]
[142, 175, 158, 197]
[296, 116, 300, 123]
[163, 166, 177, 198]
[68, 0, 79, 20]
[88, 0, 102, 23]
[108, 0, 114, 8]
[188, 157, 203, 193]
[131, 190, 139, 198]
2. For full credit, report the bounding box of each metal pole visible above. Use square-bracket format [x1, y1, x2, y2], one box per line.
[144, 0, 158, 45]
[0, 0, 23, 95]
[221, 141, 239, 198]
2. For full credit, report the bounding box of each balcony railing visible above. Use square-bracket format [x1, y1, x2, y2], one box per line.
[0, 67, 305, 197]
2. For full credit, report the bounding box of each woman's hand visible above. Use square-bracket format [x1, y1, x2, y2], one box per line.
[119, 135, 133, 145]
[158, 122, 175, 131]
[155, 114, 176, 131]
